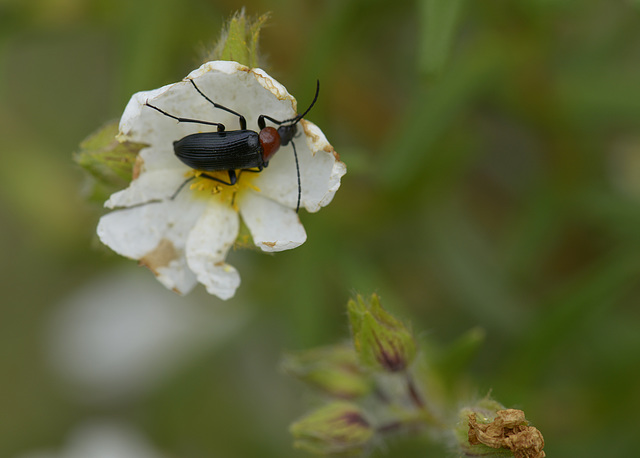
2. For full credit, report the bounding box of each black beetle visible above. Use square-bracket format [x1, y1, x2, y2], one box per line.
[145, 79, 320, 212]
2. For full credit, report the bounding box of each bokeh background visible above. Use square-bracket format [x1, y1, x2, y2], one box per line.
[2, 0, 640, 456]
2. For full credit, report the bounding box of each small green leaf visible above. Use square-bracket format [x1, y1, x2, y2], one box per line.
[432, 326, 485, 383]
[418, 0, 466, 76]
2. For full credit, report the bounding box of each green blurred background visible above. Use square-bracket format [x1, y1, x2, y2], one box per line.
[2, 0, 640, 456]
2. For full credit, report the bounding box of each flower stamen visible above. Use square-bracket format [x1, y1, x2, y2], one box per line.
[186, 169, 261, 210]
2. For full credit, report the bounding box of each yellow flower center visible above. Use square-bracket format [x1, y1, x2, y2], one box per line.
[187, 169, 261, 210]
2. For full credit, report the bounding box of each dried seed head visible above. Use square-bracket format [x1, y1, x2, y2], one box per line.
[467, 409, 546, 458]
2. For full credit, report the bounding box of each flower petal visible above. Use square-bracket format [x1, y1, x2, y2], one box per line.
[118, 84, 187, 172]
[238, 191, 307, 252]
[185, 199, 240, 300]
[105, 168, 191, 209]
[97, 194, 209, 294]
[253, 119, 346, 212]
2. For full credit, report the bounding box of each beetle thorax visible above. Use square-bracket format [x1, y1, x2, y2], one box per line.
[258, 126, 281, 163]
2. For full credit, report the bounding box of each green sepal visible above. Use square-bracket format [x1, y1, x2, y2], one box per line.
[290, 401, 373, 456]
[282, 343, 373, 399]
[74, 121, 147, 202]
[206, 9, 270, 68]
[233, 218, 258, 250]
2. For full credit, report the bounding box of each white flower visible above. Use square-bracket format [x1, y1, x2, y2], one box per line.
[12, 421, 167, 458]
[47, 269, 248, 403]
[97, 61, 346, 299]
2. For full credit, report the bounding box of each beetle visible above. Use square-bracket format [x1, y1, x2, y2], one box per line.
[144, 78, 320, 212]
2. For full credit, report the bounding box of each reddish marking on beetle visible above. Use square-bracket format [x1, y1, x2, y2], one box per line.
[259, 126, 281, 162]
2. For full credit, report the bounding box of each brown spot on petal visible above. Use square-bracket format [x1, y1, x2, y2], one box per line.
[300, 119, 319, 143]
[261, 241, 277, 248]
[322, 142, 340, 162]
[139, 238, 179, 275]
[132, 155, 144, 180]
[300, 119, 341, 161]
[468, 409, 545, 458]
[250, 68, 295, 106]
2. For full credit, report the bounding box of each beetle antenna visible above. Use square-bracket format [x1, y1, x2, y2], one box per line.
[292, 140, 301, 213]
[258, 80, 320, 126]
[290, 79, 320, 126]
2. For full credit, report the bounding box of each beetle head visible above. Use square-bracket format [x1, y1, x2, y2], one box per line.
[277, 124, 297, 147]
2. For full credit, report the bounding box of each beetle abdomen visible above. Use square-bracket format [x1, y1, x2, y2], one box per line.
[173, 130, 262, 171]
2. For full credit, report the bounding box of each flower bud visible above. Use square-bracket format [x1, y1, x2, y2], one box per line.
[347, 294, 416, 372]
[290, 402, 374, 455]
[281, 344, 372, 399]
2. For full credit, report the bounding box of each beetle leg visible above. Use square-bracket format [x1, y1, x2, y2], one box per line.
[227, 170, 237, 185]
[170, 176, 197, 200]
[258, 114, 291, 129]
[107, 176, 197, 210]
[145, 101, 226, 130]
[239, 166, 263, 174]
[259, 114, 286, 126]
[188, 80, 247, 130]
[197, 170, 237, 186]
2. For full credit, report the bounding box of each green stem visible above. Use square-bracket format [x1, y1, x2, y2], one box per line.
[405, 371, 447, 429]
[406, 372, 425, 409]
